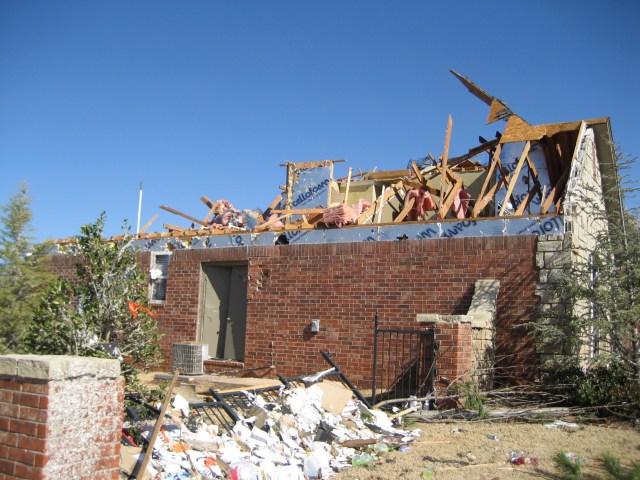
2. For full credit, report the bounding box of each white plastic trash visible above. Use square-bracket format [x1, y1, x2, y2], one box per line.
[303, 454, 321, 479]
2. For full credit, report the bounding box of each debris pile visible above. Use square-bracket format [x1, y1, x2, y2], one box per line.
[123, 376, 421, 479]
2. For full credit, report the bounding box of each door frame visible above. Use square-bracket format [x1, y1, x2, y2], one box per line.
[199, 262, 249, 361]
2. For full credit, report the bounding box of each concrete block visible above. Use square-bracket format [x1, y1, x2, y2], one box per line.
[416, 314, 472, 324]
[0, 355, 19, 376]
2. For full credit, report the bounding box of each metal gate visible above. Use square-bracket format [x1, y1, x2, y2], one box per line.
[371, 313, 436, 406]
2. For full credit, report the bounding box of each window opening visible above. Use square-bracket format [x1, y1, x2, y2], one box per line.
[150, 253, 171, 302]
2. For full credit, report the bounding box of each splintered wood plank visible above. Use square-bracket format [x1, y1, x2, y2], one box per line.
[403, 178, 441, 197]
[391, 182, 407, 200]
[433, 162, 463, 186]
[368, 169, 411, 180]
[472, 144, 502, 218]
[344, 167, 352, 204]
[439, 177, 463, 219]
[395, 196, 415, 222]
[253, 212, 294, 232]
[473, 155, 511, 216]
[163, 223, 187, 232]
[204, 206, 217, 223]
[542, 164, 570, 214]
[160, 205, 208, 226]
[449, 138, 499, 164]
[138, 214, 158, 234]
[473, 177, 507, 216]
[134, 371, 180, 480]
[498, 141, 531, 216]
[200, 196, 214, 208]
[514, 184, 541, 216]
[440, 115, 453, 210]
[411, 161, 424, 184]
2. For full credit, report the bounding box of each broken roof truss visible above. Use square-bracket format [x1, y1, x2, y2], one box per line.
[51, 70, 611, 247]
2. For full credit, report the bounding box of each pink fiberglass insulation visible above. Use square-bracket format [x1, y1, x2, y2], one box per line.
[453, 188, 471, 219]
[406, 189, 435, 220]
[323, 199, 372, 227]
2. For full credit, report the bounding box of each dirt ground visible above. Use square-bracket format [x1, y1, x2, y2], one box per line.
[332, 419, 640, 480]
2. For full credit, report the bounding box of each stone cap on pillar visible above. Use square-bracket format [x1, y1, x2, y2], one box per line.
[0, 354, 121, 381]
[467, 279, 500, 329]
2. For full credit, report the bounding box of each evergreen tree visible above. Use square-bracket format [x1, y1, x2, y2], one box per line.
[0, 183, 52, 353]
[22, 213, 163, 384]
[535, 148, 640, 412]
[536, 149, 639, 374]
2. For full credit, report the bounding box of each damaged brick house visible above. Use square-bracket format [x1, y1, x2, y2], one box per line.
[48, 71, 622, 400]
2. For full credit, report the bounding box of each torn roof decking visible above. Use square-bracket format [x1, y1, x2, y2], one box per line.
[49, 71, 616, 247]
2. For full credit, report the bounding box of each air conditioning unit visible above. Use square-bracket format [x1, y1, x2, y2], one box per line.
[172, 342, 208, 375]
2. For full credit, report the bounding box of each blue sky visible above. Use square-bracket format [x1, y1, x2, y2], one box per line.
[1, 1, 639, 242]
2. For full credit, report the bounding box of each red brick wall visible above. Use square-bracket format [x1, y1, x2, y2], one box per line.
[47, 235, 539, 386]
[0, 355, 123, 480]
[155, 235, 538, 385]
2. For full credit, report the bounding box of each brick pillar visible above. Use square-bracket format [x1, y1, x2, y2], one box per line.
[416, 314, 473, 403]
[0, 355, 123, 480]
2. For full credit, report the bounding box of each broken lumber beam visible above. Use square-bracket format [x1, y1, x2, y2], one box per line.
[253, 212, 293, 232]
[472, 144, 502, 218]
[439, 177, 463, 219]
[344, 167, 352, 204]
[163, 223, 187, 232]
[411, 161, 425, 184]
[200, 196, 214, 209]
[440, 115, 453, 211]
[499, 141, 531, 216]
[134, 370, 180, 480]
[368, 169, 411, 180]
[394, 197, 415, 223]
[160, 205, 208, 227]
[138, 214, 158, 234]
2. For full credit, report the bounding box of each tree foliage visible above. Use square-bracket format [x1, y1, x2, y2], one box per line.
[22, 213, 163, 383]
[0, 183, 52, 353]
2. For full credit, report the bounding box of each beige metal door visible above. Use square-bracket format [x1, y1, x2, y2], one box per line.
[201, 265, 247, 361]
